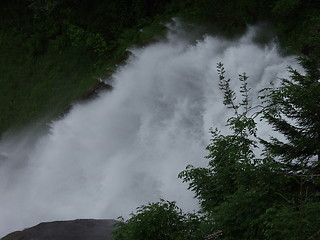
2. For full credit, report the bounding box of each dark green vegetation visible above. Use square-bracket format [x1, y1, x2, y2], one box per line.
[113, 60, 320, 239]
[0, 0, 172, 134]
[1, 0, 319, 134]
[112, 200, 208, 240]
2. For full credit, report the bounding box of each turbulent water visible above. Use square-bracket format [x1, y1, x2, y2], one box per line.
[0, 24, 300, 237]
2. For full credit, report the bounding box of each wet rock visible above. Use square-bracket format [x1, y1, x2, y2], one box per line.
[79, 81, 113, 102]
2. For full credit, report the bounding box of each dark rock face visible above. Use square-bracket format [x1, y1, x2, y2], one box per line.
[1, 219, 118, 240]
[79, 81, 113, 102]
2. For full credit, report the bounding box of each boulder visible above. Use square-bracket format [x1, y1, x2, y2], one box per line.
[1, 219, 118, 240]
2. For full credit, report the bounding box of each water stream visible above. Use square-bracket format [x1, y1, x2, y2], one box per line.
[0, 23, 300, 237]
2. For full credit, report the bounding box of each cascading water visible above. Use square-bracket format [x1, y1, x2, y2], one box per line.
[0, 24, 301, 237]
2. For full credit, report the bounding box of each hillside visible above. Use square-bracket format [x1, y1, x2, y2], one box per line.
[0, 0, 319, 134]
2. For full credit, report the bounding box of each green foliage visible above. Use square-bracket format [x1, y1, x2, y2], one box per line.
[270, 0, 320, 56]
[262, 202, 320, 240]
[0, 0, 319, 135]
[114, 61, 320, 240]
[179, 64, 281, 239]
[167, 0, 320, 55]
[180, 62, 320, 239]
[0, 0, 172, 134]
[66, 24, 109, 56]
[112, 200, 209, 240]
[0, 39, 99, 133]
[271, 0, 301, 16]
[257, 59, 320, 239]
[260, 58, 320, 174]
[28, 0, 61, 18]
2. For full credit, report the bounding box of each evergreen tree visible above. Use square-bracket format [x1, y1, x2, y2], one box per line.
[258, 58, 320, 239]
[260, 57, 320, 175]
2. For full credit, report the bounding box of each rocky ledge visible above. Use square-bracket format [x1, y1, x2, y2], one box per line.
[1, 219, 118, 240]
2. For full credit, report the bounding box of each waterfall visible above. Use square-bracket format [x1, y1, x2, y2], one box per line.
[0, 24, 300, 237]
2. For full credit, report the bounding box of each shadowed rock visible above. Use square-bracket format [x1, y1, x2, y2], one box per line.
[1, 219, 118, 240]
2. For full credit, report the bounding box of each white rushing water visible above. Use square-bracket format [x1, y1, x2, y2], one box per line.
[0, 23, 300, 237]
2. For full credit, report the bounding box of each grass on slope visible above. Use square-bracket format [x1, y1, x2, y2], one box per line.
[0, 31, 103, 134]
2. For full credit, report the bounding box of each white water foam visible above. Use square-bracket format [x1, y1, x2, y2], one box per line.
[0, 24, 300, 237]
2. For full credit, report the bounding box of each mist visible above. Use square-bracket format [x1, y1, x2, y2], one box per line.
[0, 24, 300, 237]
